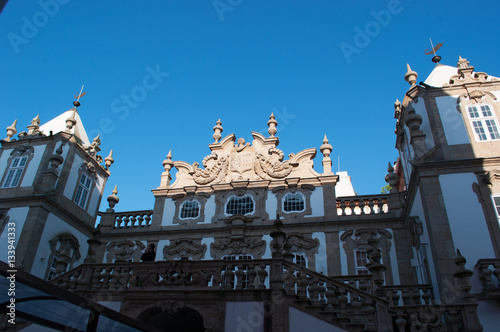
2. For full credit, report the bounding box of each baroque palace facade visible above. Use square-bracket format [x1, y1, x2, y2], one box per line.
[1, 56, 500, 331]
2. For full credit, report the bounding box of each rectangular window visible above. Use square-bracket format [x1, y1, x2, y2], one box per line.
[74, 173, 92, 208]
[355, 250, 369, 275]
[294, 254, 306, 267]
[467, 104, 500, 142]
[417, 245, 430, 284]
[492, 195, 500, 219]
[2, 156, 28, 188]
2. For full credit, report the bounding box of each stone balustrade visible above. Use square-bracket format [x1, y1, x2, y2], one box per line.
[475, 258, 500, 300]
[112, 210, 153, 228]
[383, 284, 433, 306]
[52, 259, 271, 292]
[336, 195, 389, 216]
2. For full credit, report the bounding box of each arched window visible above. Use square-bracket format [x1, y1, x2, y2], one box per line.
[283, 192, 305, 212]
[467, 103, 500, 141]
[225, 195, 254, 215]
[179, 200, 200, 219]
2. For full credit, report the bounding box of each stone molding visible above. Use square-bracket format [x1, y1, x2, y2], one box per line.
[105, 240, 145, 263]
[163, 238, 207, 260]
[210, 235, 266, 259]
[162, 131, 321, 190]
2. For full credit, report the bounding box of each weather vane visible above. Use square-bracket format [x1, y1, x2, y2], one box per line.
[73, 85, 86, 107]
[425, 39, 443, 63]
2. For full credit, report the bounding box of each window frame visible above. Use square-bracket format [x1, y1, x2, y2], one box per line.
[466, 103, 500, 142]
[179, 199, 201, 220]
[294, 253, 307, 267]
[2, 156, 28, 188]
[354, 250, 369, 275]
[492, 195, 500, 220]
[282, 192, 306, 213]
[224, 195, 255, 216]
[74, 172, 92, 209]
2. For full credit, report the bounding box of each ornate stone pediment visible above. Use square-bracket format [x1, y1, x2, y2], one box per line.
[210, 235, 266, 259]
[164, 130, 320, 189]
[163, 239, 207, 260]
[106, 240, 145, 263]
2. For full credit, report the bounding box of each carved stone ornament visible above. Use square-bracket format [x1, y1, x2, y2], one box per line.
[409, 307, 446, 332]
[272, 233, 320, 256]
[445, 56, 498, 87]
[163, 239, 207, 260]
[166, 131, 320, 188]
[106, 241, 145, 263]
[210, 235, 266, 259]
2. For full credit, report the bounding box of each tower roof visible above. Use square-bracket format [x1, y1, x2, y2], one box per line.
[423, 64, 459, 87]
[39, 108, 91, 146]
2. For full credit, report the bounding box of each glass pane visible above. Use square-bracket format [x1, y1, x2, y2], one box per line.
[473, 121, 487, 140]
[485, 120, 500, 140]
[468, 106, 479, 118]
[480, 105, 492, 117]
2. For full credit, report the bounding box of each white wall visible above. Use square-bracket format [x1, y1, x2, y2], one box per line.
[261, 235, 272, 259]
[63, 154, 84, 200]
[435, 95, 469, 145]
[0, 148, 13, 179]
[440, 173, 495, 292]
[203, 195, 216, 223]
[411, 188, 440, 300]
[21, 145, 46, 187]
[161, 198, 176, 226]
[157, 239, 171, 260]
[338, 231, 347, 275]
[307, 187, 324, 218]
[87, 174, 104, 217]
[289, 307, 347, 332]
[265, 190, 277, 218]
[225, 302, 264, 332]
[312, 232, 327, 274]
[31, 213, 89, 279]
[201, 237, 214, 260]
[0, 207, 29, 263]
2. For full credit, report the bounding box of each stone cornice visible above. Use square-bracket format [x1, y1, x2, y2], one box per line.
[151, 176, 338, 198]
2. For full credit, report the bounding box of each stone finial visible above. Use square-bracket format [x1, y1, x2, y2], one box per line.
[320, 135, 333, 175]
[107, 185, 119, 209]
[457, 55, 470, 69]
[404, 64, 418, 86]
[65, 110, 77, 132]
[394, 99, 401, 119]
[384, 162, 399, 193]
[161, 150, 174, 187]
[27, 114, 41, 135]
[49, 142, 64, 169]
[5, 119, 17, 141]
[163, 150, 174, 171]
[93, 134, 101, 147]
[105, 150, 114, 169]
[213, 119, 223, 143]
[268, 113, 278, 137]
[320, 135, 332, 157]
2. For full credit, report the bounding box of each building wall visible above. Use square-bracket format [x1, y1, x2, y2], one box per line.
[0, 207, 29, 263]
[30, 213, 90, 279]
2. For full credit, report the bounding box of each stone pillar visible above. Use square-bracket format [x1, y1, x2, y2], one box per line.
[325, 231, 341, 276]
[418, 175, 457, 302]
[15, 206, 50, 273]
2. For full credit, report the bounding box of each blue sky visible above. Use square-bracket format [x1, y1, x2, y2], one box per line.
[1, 1, 499, 211]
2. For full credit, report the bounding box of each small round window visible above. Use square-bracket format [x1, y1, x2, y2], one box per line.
[225, 195, 254, 215]
[283, 192, 305, 213]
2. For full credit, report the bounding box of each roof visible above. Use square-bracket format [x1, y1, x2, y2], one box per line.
[39, 108, 91, 146]
[423, 64, 459, 87]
